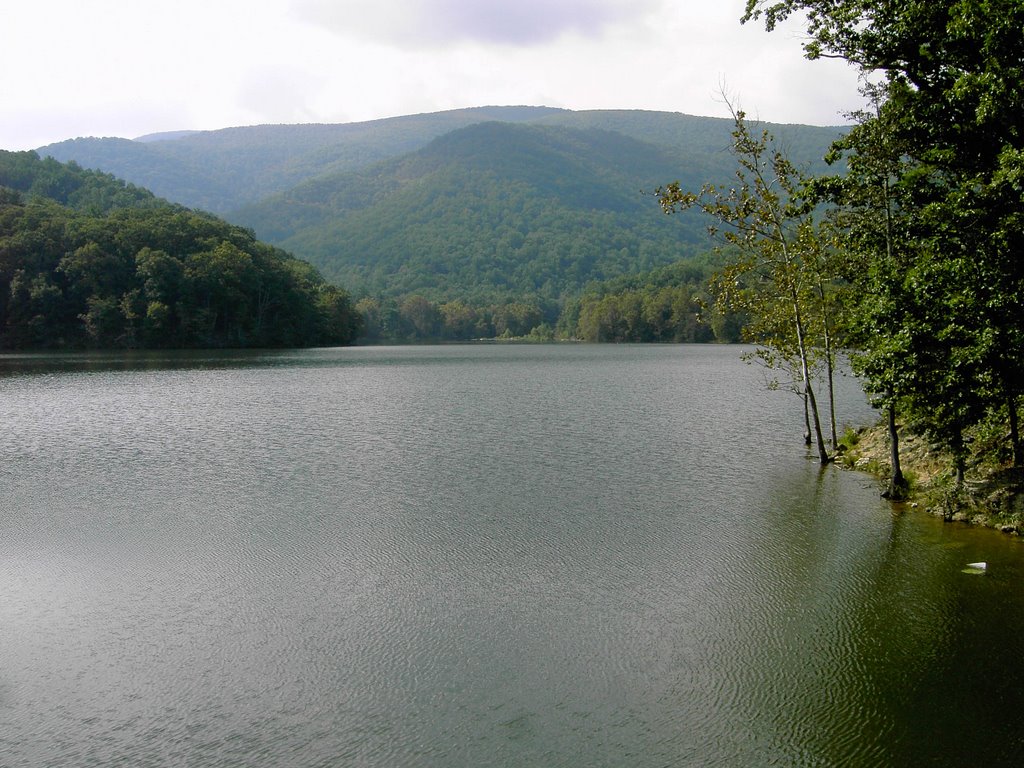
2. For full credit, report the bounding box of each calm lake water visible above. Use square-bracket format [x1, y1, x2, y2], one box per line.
[1, 344, 1022, 767]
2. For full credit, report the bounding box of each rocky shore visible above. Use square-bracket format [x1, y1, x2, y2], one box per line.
[838, 423, 1024, 535]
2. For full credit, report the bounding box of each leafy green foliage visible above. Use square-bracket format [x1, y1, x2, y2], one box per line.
[0, 150, 161, 214]
[0, 151, 360, 349]
[748, 0, 1024, 474]
[563, 260, 730, 343]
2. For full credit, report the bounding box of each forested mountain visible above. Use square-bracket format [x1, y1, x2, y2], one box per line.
[38, 107, 565, 213]
[231, 122, 716, 300]
[39, 107, 842, 216]
[0, 151, 359, 349]
[538, 110, 841, 178]
[34, 106, 843, 342]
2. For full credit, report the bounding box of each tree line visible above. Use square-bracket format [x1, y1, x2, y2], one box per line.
[350, 259, 741, 344]
[0, 151, 361, 349]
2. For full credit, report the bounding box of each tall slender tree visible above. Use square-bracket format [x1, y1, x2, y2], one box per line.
[657, 105, 838, 464]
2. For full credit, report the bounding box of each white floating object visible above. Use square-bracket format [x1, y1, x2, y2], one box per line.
[967, 562, 987, 570]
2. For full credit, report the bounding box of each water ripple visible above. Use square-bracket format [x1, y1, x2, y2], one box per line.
[2, 346, 1023, 767]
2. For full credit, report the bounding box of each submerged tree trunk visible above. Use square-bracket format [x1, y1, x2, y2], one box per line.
[805, 379, 829, 464]
[817, 281, 839, 449]
[885, 400, 907, 499]
[803, 389, 812, 446]
[825, 341, 838, 449]
[790, 287, 829, 464]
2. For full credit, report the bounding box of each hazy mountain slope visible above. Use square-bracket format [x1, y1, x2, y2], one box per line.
[35, 107, 843, 303]
[536, 109, 846, 175]
[38, 106, 566, 212]
[231, 122, 713, 300]
[35, 136, 239, 213]
[37, 107, 844, 215]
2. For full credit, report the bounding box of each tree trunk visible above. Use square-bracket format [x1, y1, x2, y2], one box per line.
[805, 379, 829, 464]
[803, 389, 812, 446]
[1008, 393, 1022, 468]
[885, 401, 907, 499]
[952, 428, 966, 489]
[791, 290, 829, 464]
[817, 281, 839, 449]
[825, 344, 838, 449]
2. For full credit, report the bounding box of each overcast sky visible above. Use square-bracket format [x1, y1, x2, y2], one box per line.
[0, 0, 863, 151]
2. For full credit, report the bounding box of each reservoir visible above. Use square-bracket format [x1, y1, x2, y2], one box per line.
[1, 344, 1022, 766]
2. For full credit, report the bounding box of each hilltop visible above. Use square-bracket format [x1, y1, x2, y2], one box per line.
[38, 107, 568, 213]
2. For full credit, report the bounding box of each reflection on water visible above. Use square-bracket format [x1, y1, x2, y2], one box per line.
[0, 344, 1022, 767]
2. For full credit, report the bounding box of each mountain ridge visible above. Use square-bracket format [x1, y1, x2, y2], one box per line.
[38, 106, 844, 213]
[36, 106, 844, 304]
[38, 106, 569, 212]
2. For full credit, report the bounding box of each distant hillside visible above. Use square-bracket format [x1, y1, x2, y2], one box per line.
[231, 122, 715, 300]
[0, 149, 161, 213]
[538, 109, 844, 177]
[134, 130, 202, 143]
[36, 106, 844, 307]
[38, 106, 566, 213]
[35, 136, 240, 213]
[38, 107, 844, 215]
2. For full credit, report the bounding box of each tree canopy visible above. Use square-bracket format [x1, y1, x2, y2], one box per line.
[0, 150, 360, 349]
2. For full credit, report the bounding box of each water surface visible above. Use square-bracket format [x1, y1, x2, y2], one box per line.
[1, 345, 1022, 767]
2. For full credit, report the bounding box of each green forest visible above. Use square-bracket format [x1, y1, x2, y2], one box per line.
[350, 260, 732, 344]
[41, 109, 841, 344]
[230, 122, 722, 295]
[0, 151, 360, 349]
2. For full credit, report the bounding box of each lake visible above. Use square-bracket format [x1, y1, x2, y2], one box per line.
[1, 344, 1022, 767]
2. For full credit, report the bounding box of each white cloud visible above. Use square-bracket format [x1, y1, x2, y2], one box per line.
[290, 0, 641, 47]
[237, 67, 329, 125]
[0, 0, 862, 151]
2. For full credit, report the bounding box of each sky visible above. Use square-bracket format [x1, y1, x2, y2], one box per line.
[0, 0, 864, 151]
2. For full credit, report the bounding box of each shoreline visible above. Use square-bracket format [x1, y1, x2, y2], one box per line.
[838, 423, 1024, 536]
